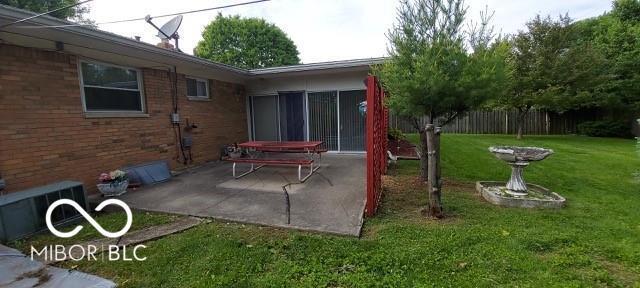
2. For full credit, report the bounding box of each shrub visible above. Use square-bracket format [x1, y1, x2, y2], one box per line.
[388, 128, 407, 141]
[577, 120, 632, 138]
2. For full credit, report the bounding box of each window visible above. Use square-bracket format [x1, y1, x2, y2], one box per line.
[186, 77, 209, 99]
[80, 61, 144, 112]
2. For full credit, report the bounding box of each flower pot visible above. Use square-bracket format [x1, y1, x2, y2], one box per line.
[97, 180, 129, 197]
[229, 151, 242, 158]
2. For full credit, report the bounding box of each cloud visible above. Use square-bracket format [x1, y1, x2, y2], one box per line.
[88, 0, 611, 63]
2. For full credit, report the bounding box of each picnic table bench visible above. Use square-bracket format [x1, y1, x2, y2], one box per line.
[223, 141, 325, 182]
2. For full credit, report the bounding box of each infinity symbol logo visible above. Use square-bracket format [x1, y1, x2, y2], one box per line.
[45, 199, 132, 238]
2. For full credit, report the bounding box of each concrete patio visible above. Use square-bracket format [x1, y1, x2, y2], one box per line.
[116, 154, 366, 236]
[0, 244, 115, 288]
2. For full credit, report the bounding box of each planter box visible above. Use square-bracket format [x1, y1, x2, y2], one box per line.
[97, 180, 129, 197]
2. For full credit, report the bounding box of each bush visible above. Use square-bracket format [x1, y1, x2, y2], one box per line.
[388, 128, 407, 141]
[577, 120, 632, 138]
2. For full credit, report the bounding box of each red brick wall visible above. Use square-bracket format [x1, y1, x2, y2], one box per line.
[0, 44, 247, 194]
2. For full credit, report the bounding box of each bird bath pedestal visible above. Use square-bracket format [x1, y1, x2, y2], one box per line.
[476, 146, 566, 208]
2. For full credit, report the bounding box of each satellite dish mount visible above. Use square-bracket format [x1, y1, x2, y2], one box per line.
[145, 15, 183, 52]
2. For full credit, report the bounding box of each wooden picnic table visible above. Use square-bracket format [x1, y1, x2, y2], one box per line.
[237, 141, 325, 153]
[224, 141, 326, 182]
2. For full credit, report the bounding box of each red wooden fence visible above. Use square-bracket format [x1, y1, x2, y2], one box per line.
[365, 75, 388, 217]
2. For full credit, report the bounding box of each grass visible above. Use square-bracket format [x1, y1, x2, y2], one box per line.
[11, 211, 180, 252]
[15, 135, 640, 287]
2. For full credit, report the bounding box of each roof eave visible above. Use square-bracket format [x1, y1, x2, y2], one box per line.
[248, 57, 386, 76]
[0, 5, 388, 79]
[0, 4, 250, 77]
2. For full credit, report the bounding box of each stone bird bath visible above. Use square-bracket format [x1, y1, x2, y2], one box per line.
[476, 146, 566, 208]
[489, 146, 553, 196]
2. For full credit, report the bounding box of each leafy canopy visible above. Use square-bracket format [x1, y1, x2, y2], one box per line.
[0, 0, 92, 24]
[378, 0, 507, 126]
[195, 14, 300, 69]
[572, 0, 640, 116]
[612, 0, 640, 23]
[499, 15, 605, 114]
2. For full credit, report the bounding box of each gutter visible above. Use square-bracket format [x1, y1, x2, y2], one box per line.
[248, 57, 387, 76]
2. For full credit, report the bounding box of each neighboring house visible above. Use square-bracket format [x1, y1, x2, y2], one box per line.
[0, 5, 383, 194]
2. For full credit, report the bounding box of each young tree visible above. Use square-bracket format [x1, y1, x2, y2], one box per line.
[378, 0, 506, 217]
[504, 15, 566, 140]
[195, 14, 300, 69]
[1, 0, 93, 24]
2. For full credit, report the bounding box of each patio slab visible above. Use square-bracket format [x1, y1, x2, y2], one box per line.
[0, 244, 115, 288]
[114, 154, 366, 236]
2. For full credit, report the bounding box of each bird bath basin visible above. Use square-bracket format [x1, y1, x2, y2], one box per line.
[477, 146, 565, 208]
[489, 146, 553, 196]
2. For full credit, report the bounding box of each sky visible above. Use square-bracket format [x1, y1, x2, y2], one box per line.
[86, 0, 613, 64]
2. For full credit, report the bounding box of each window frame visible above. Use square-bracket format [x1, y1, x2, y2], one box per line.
[78, 59, 146, 114]
[185, 76, 210, 100]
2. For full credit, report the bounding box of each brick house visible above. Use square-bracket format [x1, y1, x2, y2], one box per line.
[0, 5, 383, 195]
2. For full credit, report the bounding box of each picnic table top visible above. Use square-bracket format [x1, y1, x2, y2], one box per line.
[237, 141, 324, 150]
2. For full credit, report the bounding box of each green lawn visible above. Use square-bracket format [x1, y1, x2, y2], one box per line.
[12, 211, 180, 253]
[22, 135, 640, 287]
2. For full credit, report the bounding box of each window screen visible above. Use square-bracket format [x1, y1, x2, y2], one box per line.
[186, 77, 209, 98]
[308, 91, 338, 151]
[80, 61, 143, 112]
[339, 90, 366, 151]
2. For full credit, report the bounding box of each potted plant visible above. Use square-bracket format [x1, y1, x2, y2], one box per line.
[97, 170, 129, 197]
[226, 143, 243, 158]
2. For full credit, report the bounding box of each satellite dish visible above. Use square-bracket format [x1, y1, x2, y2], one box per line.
[157, 15, 182, 39]
[145, 15, 183, 52]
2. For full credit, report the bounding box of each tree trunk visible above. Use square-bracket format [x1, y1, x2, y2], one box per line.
[425, 124, 443, 218]
[419, 129, 429, 182]
[435, 127, 442, 189]
[516, 120, 524, 140]
[516, 109, 527, 140]
[417, 114, 435, 182]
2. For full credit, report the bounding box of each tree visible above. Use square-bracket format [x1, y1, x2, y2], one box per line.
[571, 0, 640, 121]
[378, 0, 506, 218]
[612, 0, 640, 23]
[195, 14, 300, 69]
[499, 15, 604, 139]
[607, 0, 640, 115]
[1, 0, 93, 24]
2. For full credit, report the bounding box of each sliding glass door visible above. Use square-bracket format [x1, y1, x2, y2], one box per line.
[279, 92, 305, 141]
[339, 90, 366, 151]
[250, 90, 366, 152]
[250, 93, 306, 141]
[308, 91, 338, 151]
[251, 95, 279, 141]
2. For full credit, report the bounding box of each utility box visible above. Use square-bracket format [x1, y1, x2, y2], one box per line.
[0, 181, 87, 243]
[171, 113, 180, 124]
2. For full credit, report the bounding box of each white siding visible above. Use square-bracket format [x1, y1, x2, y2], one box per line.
[246, 71, 368, 96]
